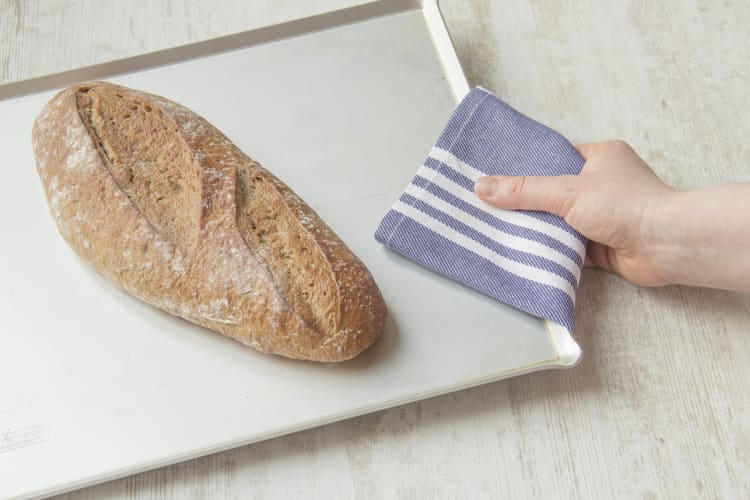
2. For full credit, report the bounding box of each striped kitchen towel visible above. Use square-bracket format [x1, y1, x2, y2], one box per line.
[374, 87, 586, 332]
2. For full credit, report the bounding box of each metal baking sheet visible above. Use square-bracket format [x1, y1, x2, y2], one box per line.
[0, 1, 581, 497]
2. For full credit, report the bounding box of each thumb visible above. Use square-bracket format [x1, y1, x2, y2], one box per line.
[474, 174, 577, 217]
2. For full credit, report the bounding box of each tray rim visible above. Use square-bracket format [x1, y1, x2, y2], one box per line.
[0, 0, 420, 100]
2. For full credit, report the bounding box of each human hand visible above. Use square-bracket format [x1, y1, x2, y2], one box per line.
[473, 140, 676, 286]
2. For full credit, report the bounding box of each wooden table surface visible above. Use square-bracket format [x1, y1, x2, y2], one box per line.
[2, 1, 749, 498]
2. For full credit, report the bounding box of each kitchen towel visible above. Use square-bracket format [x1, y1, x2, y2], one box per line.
[374, 87, 586, 331]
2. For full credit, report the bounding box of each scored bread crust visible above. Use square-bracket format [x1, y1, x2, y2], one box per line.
[32, 81, 387, 362]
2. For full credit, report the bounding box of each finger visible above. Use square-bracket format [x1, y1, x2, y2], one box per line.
[574, 143, 596, 159]
[586, 241, 615, 273]
[474, 174, 578, 218]
[575, 140, 633, 160]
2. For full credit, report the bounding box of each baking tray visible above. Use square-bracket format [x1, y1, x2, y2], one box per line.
[0, 1, 581, 497]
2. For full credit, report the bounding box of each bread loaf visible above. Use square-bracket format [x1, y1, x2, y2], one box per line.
[32, 81, 387, 362]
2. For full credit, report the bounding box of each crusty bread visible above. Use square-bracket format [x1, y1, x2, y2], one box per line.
[32, 81, 386, 362]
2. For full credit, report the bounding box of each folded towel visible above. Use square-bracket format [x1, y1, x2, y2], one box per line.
[374, 87, 586, 332]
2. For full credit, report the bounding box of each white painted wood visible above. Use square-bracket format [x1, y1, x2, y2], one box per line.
[2, 0, 748, 498]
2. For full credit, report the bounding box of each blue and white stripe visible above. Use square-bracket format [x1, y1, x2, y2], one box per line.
[375, 87, 586, 332]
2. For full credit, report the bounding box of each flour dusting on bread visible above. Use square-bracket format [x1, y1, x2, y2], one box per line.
[32, 81, 386, 362]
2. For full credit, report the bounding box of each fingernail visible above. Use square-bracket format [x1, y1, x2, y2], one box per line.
[474, 177, 498, 197]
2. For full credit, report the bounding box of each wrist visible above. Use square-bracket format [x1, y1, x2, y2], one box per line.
[643, 188, 691, 286]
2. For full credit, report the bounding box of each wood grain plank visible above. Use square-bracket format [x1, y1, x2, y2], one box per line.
[2, 0, 748, 498]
